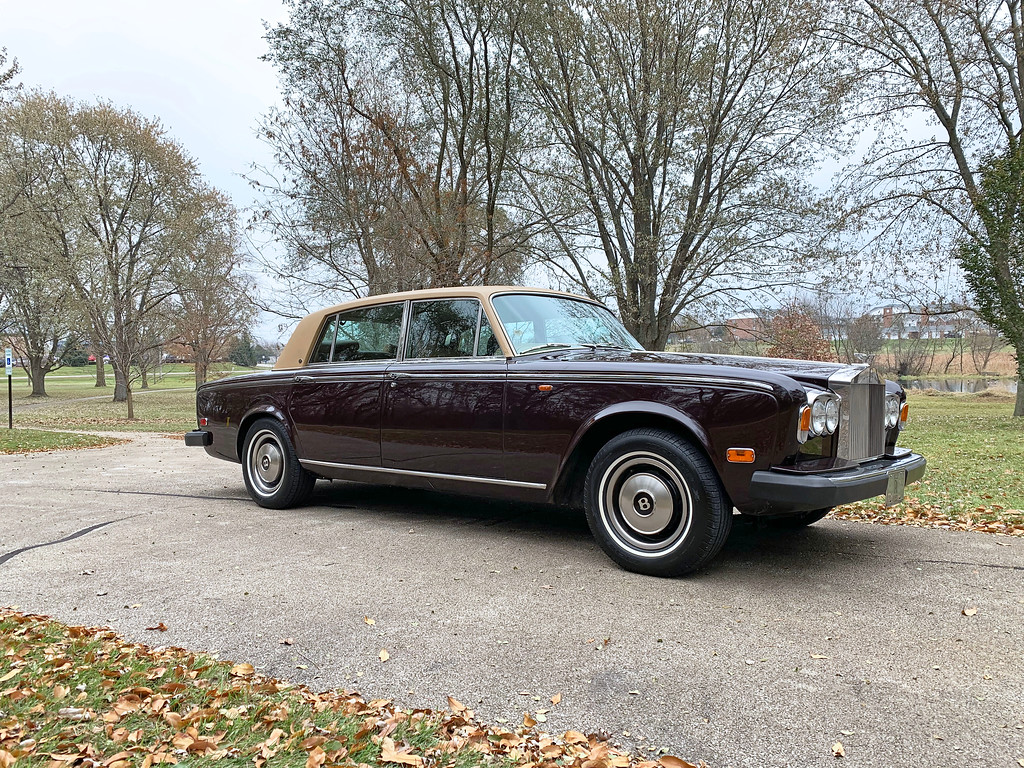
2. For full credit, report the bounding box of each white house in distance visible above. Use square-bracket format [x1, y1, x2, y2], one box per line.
[868, 304, 964, 340]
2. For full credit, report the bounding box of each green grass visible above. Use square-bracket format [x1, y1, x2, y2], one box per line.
[6, 364, 258, 402]
[7, 365, 260, 435]
[18, 389, 199, 433]
[0, 427, 123, 453]
[837, 390, 1024, 528]
[0, 610, 647, 768]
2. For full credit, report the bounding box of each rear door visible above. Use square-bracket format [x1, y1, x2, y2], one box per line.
[289, 302, 404, 466]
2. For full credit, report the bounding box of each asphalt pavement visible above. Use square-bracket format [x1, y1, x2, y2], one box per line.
[1, 434, 1022, 767]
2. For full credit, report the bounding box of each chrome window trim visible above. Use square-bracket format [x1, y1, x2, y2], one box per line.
[403, 297, 495, 362]
[299, 459, 547, 490]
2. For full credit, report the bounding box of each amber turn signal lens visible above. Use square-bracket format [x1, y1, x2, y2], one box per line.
[799, 406, 811, 432]
[899, 402, 909, 428]
[537, 384, 553, 392]
[726, 448, 756, 463]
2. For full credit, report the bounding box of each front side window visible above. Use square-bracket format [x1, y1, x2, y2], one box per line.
[310, 303, 403, 363]
[490, 293, 642, 355]
[406, 299, 482, 359]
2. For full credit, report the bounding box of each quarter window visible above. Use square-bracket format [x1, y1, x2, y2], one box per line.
[310, 303, 403, 363]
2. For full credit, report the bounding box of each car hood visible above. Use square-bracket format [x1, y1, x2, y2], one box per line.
[522, 348, 865, 390]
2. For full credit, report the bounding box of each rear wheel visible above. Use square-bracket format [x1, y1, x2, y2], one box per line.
[584, 429, 732, 576]
[241, 418, 315, 509]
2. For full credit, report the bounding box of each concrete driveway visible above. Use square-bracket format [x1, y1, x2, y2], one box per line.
[1, 434, 1021, 767]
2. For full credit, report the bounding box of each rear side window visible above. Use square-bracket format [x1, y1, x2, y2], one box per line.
[310, 303, 403, 363]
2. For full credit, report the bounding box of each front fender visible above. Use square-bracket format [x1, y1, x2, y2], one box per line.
[552, 400, 715, 491]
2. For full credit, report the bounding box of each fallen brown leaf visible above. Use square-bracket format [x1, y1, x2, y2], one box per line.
[379, 649, 390, 663]
[145, 622, 168, 632]
[832, 741, 845, 758]
[962, 606, 979, 616]
[551, 692, 562, 705]
[229, 663, 255, 677]
[659, 757, 698, 768]
[380, 737, 423, 767]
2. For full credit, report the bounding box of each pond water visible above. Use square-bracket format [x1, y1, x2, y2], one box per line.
[901, 378, 1018, 394]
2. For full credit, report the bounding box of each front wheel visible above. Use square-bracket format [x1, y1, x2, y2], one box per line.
[241, 418, 315, 509]
[584, 429, 732, 577]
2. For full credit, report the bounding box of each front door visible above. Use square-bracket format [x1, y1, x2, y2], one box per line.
[381, 298, 506, 480]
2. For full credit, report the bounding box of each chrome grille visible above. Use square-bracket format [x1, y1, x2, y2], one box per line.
[829, 366, 886, 461]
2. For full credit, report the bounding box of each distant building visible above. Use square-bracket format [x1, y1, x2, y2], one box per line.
[868, 304, 966, 340]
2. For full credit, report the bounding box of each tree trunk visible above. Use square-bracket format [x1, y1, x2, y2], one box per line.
[1011, 372, 1019, 421]
[141, 368, 149, 390]
[28, 357, 47, 397]
[95, 357, 106, 387]
[195, 358, 209, 388]
[113, 367, 128, 403]
[126, 386, 135, 420]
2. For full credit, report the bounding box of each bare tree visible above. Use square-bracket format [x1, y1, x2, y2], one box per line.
[0, 48, 18, 94]
[0, 91, 80, 396]
[170, 190, 256, 386]
[847, 312, 884, 359]
[831, 0, 1024, 414]
[4, 92, 212, 418]
[966, 315, 1004, 374]
[254, 0, 533, 316]
[514, 0, 848, 349]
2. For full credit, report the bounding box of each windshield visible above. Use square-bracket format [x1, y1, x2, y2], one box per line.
[491, 293, 643, 355]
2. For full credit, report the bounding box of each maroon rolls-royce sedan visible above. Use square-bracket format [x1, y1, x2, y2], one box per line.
[185, 286, 925, 576]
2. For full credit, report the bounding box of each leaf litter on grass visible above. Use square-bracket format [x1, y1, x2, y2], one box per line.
[0, 610, 707, 768]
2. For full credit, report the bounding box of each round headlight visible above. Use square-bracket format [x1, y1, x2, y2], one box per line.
[811, 398, 828, 435]
[825, 397, 840, 434]
[884, 396, 900, 428]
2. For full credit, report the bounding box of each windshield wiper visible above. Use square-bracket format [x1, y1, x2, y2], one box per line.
[518, 343, 575, 355]
[580, 343, 634, 351]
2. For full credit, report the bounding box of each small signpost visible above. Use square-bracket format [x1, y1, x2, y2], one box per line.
[5, 347, 12, 429]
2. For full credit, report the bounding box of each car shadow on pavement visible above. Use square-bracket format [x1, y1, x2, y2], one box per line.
[307, 481, 885, 577]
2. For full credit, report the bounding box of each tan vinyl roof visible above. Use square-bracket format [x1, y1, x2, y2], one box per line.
[274, 285, 597, 370]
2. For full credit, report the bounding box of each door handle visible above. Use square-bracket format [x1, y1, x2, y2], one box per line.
[387, 372, 412, 379]
[294, 375, 314, 383]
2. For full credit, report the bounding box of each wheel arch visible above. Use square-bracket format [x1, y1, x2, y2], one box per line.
[236, 405, 293, 462]
[550, 402, 723, 509]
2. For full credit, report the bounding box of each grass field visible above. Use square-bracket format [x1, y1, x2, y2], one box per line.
[7, 365, 257, 434]
[0, 428, 122, 454]
[835, 389, 1023, 530]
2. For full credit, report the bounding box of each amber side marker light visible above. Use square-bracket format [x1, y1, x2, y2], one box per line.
[727, 448, 756, 463]
[537, 384, 553, 392]
[900, 402, 909, 429]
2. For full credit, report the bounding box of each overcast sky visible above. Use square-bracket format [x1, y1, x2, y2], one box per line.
[3, 0, 291, 208]
[3, 0, 301, 338]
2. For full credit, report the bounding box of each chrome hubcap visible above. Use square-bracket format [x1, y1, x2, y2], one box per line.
[617, 472, 674, 535]
[248, 430, 284, 496]
[599, 452, 692, 557]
